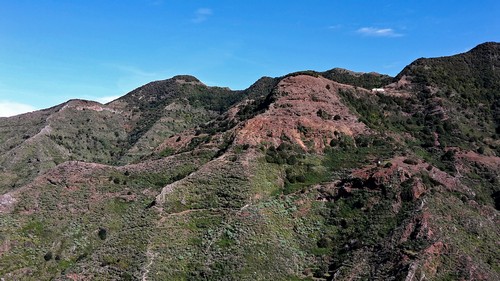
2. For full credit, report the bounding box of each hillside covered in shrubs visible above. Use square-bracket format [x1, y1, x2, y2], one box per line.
[0, 42, 499, 280]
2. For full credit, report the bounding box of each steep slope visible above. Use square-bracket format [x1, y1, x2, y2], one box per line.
[0, 149, 216, 280]
[0, 105, 60, 191]
[0, 42, 499, 281]
[0, 77, 246, 191]
[395, 42, 500, 94]
[392, 42, 500, 151]
[321, 43, 500, 280]
[234, 75, 369, 150]
[107, 75, 246, 163]
[0, 100, 128, 192]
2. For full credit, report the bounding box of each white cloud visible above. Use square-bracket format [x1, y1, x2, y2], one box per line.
[357, 27, 402, 37]
[192, 8, 213, 23]
[94, 96, 121, 104]
[0, 101, 37, 117]
[103, 63, 159, 77]
[327, 24, 342, 30]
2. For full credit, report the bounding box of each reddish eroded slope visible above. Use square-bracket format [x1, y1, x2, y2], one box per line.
[311, 153, 499, 280]
[336, 155, 498, 280]
[351, 156, 471, 196]
[235, 75, 369, 151]
[457, 150, 500, 170]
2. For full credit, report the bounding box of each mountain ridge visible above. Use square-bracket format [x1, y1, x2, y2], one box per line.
[0, 42, 499, 280]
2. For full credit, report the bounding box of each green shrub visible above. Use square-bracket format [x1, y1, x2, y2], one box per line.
[403, 158, 418, 165]
[98, 227, 107, 240]
[159, 147, 175, 157]
[44, 251, 53, 261]
[286, 155, 297, 165]
[316, 237, 332, 248]
[316, 109, 331, 120]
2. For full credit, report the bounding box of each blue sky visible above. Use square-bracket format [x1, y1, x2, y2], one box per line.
[1, 0, 499, 116]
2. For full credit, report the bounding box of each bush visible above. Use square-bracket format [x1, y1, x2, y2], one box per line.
[316, 109, 331, 120]
[44, 251, 53, 261]
[265, 155, 275, 163]
[296, 175, 306, 183]
[329, 138, 338, 147]
[441, 150, 456, 162]
[477, 146, 485, 154]
[286, 155, 297, 165]
[98, 227, 107, 240]
[355, 135, 372, 147]
[313, 264, 328, 278]
[317, 237, 331, 248]
[159, 147, 175, 157]
[403, 158, 418, 165]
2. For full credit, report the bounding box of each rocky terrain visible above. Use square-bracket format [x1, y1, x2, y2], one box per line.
[0, 42, 499, 280]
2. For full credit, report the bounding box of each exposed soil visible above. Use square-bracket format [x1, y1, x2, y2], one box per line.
[235, 75, 369, 151]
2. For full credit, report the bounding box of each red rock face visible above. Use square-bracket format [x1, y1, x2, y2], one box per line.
[351, 156, 468, 194]
[235, 75, 369, 151]
[458, 150, 500, 169]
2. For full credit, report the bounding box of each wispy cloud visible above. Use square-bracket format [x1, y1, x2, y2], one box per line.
[102, 62, 175, 95]
[0, 101, 37, 117]
[327, 24, 342, 30]
[94, 96, 120, 104]
[356, 27, 403, 37]
[103, 63, 159, 78]
[383, 61, 402, 69]
[192, 8, 212, 23]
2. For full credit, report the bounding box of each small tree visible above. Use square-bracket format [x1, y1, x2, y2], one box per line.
[98, 227, 107, 240]
[44, 251, 53, 261]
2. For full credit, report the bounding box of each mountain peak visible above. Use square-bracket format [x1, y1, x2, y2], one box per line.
[469, 41, 500, 53]
[171, 75, 205, 86]
[394, 42, 500, 89]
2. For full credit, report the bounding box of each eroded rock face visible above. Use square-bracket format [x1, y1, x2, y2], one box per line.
[235, 75, 369, 151]
[351, 156, 470, 195]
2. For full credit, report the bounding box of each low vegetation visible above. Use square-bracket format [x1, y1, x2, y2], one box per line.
[0, 43, 499, 280]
